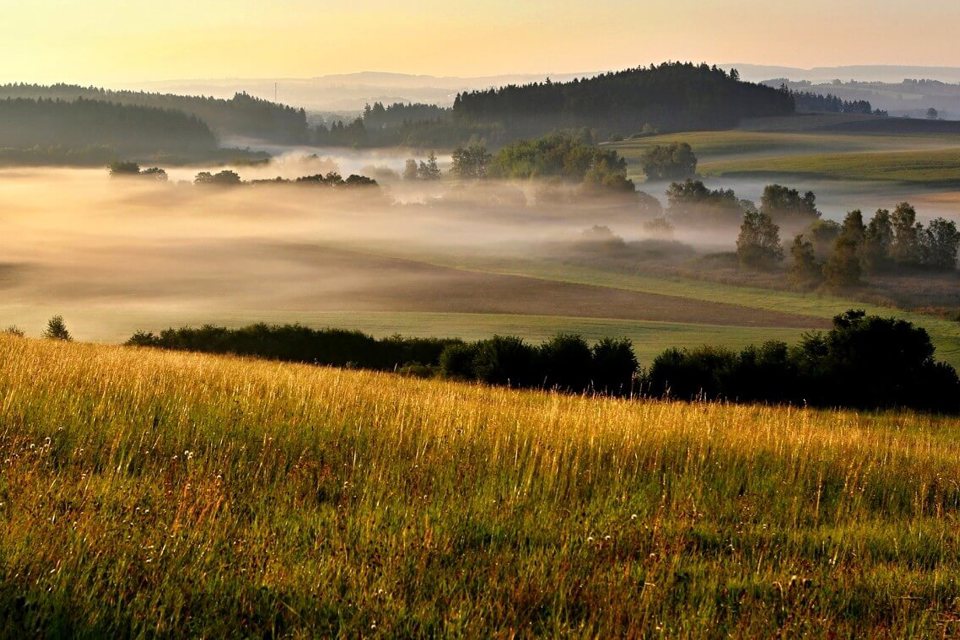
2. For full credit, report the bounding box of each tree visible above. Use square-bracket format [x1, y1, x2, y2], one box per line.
[43, 315, 72, 341]
[666, 179, 743, 227]
[539, 334, 594, 392]
[919, 218, 960, 270]
[760, 184, 820, 227]
[861, 208, 894, 273]
[591, 338, 638, 396]
[109, 161, 141, 177]
[450, 143, 491, 179]
[788, 235, 822, 287]
[736, 210, 783, 269]
[823, 213, 863, 289]
[402, 159, 419, 181]
[804, 219, 841, 260]
[140, 167, 168, 181]
[471, 336, 537, 386]
[418, 152, 442, 180]
[195, 170, 242, 186]
[927, 107, 939, 120]
[891, 202, 922, 267]
[640, 143, 698, 181]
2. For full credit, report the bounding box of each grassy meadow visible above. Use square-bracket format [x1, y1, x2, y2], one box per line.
[610, 128, 960, 187]
[2, 334, 960, 637]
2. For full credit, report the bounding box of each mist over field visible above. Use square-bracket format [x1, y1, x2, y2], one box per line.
[0, 160, 687, 340]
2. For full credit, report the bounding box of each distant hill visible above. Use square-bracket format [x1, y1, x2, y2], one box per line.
[721, 64, 960, 84]
[0, 84, 310, 144]
[452, 63, 794, 140]
[125, 72, 597, 112]
[763, 78, 960, 120]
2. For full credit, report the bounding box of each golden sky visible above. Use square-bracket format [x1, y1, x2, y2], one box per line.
[2, 0, 958, 83]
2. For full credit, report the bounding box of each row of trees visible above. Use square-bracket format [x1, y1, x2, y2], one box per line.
[789, 89, 883, 115]
[193, 170, 378, 188]
[108, 164, 378, 188]
[399, 133, 638, 194]
[733, 197, 960, 286]
[123, 311, 960, 414]
[789, 205, 960, 287]
[648, 310, 958, 413]
[127, 325, 458, 371]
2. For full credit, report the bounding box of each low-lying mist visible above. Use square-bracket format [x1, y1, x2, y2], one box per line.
[2, 153, 956, 342]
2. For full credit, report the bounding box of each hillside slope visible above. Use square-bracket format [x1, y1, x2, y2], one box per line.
[1, 335, 959, 636]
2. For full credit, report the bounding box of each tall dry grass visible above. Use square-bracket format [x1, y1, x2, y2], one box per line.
[1, 333, 959, 637]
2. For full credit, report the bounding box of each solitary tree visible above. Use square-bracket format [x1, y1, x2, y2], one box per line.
[43, 316, 72, 341]
[927, 107, 939, 120]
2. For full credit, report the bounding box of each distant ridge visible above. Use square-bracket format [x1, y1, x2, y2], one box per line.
[722, 64, 960, 84]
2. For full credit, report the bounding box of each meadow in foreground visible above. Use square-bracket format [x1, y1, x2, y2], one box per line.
[1, 334, 959, 637]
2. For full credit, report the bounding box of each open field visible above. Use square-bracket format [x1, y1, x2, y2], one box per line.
[2, 335, 960, 636]
[702, 148, 960, 186]
[355, 247, 960, 369]
[610, 128, 960, 196]
[0, 243, 820, 331]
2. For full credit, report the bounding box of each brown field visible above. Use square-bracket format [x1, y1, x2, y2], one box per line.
[0, 241, 827, 330]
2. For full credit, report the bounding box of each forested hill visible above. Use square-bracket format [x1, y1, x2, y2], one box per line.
[0, 84, 309, 144]
[0, 98, 217, 157]
[452, 63, 795, 138]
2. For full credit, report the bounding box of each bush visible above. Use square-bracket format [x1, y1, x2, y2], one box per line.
[591, 338, 638, 396]
[472, 336, 538, 387]
[539, 334, 594, 392]
[43, 316, 72, 341]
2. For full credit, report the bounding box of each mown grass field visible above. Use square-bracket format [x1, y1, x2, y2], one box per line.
[2, 335, 960, 637]
[376, 250, 960, 369]
[609, 129, 960, 186]
[702, 148, 960, 185]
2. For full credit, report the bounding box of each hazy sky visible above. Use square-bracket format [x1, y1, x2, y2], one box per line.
[2, 0, 959, 83]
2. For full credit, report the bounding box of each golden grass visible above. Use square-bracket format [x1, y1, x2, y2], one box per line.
[1, 334, 960, 637]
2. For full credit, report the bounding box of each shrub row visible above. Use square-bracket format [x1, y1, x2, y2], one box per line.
[127, 310, 960, 414]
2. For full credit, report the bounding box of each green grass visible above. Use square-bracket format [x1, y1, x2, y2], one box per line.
[702, 148, 960, 185]
[2, 335, 960, 636]
[0, 304, 806, 367]
[608, 129, 960, 185]
[378, 252, 960, 369]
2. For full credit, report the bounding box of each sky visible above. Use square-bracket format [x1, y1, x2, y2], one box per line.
[2, 0, 959, 84]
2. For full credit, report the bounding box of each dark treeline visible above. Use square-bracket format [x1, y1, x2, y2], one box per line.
[362, 102, 451, 128]
[789, 89, 884, 116]
[647, 311, 959, 414]
[0, 97, 217, 155]
[108, 163, 378, 188]
[0, 84, 309, 144]
[127, 310, 960, 414]
[127, 325, 458, 371]
[452, 63, 794, 142]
